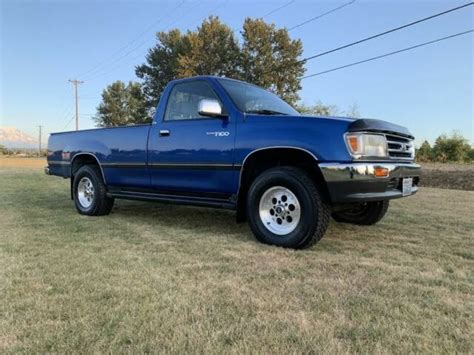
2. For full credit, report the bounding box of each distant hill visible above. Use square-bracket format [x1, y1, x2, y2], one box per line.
[0, 127, 38, 148]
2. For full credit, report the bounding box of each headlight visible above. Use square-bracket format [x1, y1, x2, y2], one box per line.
[345, 133, 387, 158]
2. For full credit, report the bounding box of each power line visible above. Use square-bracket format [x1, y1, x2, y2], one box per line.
[53, 100, 74, 131]
[55, 99, 72, 118]
[59, 105, 74, 123]
[190, 0, 230, 27]
[262, 0, 295, 18]
[288, 0, 356, 31]
[86, 1, 229, 82]
[62, 116, 75, 131]
[81, 39, 148, 80]
[85, 50, 146, 82]
[82, 1, 217, 81]
[79, 0, 187, 79]
[231, 0, 297, 33]
[81, 0, 193, 80]
[302, 29, 473, 79]
[300, 1, 473, 63]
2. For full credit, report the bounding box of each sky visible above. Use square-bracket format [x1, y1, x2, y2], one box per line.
[1, 0, 473, 146]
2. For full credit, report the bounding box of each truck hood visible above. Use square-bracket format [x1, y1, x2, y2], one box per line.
[347, 118, 413, 139]
[294, 115, 414, 139]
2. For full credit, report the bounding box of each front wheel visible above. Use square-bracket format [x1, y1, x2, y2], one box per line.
[332, 200, 389, 225]
[73, 165, 114, 216]
[246, 167, 331, 249]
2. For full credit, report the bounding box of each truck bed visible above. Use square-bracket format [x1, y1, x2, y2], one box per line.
[47, 124, 151, 178]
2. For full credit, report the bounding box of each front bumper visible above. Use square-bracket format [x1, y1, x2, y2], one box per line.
[319, 162, 421, 203]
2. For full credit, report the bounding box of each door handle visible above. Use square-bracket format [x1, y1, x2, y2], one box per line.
[159, 129, 170, 137]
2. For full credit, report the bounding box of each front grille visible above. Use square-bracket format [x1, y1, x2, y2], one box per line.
[385, 134, 414, 160]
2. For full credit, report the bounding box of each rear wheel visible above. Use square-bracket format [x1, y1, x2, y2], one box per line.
[73, 165, 114, 216]
[246, 167, 331, 249]
[332, 200, 389, 225]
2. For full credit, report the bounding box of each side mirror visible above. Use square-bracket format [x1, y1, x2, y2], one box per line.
[198, 99, 226, 118]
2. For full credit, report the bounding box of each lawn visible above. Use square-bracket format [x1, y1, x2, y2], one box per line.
[0, 161, 473, 353]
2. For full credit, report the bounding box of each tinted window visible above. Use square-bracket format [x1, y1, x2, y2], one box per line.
[218, 79, 299, 116]
[164, 81, 221, 121]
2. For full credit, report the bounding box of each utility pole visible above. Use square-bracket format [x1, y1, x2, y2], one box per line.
[69, 79, 84, 130]
[38, 125, 42, 156]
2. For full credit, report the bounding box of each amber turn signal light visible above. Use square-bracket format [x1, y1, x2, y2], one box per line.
[347, 136, 359, 152]
[374, 167, 389, 177]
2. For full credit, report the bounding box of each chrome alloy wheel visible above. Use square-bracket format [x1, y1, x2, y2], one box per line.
[258, 186, 301, 235]
[77, 177, 95, 209]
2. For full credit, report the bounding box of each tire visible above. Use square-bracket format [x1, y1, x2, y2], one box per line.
[332, 200, 389, 225]
[73, 165, 114, 216]
[246, 166, 331, 249]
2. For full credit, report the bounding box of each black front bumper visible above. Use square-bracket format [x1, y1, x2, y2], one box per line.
[319, 162, 421, 203]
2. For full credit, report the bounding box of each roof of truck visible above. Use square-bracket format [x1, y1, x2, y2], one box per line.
[171, 75, 245, 84]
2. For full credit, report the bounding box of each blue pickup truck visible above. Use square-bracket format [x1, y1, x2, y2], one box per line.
[46, 76, 421, 248]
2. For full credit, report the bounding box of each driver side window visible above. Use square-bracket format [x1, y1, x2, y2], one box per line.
[164, 81, 221, 121]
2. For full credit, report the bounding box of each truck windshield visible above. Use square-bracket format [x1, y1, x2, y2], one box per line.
[218, 79, 300, 116]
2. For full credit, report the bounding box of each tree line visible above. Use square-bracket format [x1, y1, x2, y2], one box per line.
[0, 146, 47, 157]
[416, 132, 473, 163]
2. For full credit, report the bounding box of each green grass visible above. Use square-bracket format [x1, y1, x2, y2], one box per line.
[1, 167, 473, 353]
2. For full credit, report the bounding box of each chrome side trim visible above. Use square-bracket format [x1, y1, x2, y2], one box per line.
[70, 152, 107, 184]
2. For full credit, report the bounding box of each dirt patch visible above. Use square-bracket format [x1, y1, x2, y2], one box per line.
[419, 163, 474, 191]
[0, 157, 47, 169]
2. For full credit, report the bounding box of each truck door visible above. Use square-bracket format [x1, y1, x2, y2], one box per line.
[147, 80, 237, 198]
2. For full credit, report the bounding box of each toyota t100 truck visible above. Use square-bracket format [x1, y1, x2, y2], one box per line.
[46, 76, 421, 249]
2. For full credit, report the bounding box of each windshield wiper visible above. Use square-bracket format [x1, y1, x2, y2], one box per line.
[246, 109, 289, 115]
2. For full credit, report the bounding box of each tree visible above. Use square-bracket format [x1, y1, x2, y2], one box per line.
[467, 147, 474, 163]
[177, 16, 241, 79]
[296, 101, 340, 116]
[136, 29, 190, 111]
[345, 103, 361, 118]
[135, 16, 305, 111]
[240, 18, 305, 105]
[416, 140, 433, 162]
[432, 132, 471, 162]
[94, 81, 149, 127]
[295, 101, 361, 117]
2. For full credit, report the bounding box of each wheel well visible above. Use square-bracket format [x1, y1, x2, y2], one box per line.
[70, 154, 104, 199]
[236, 148, 330, 222]
[71, 154, 101, 176]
